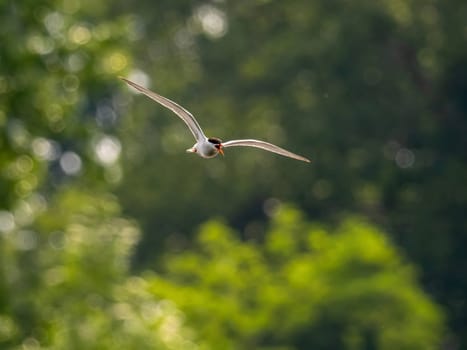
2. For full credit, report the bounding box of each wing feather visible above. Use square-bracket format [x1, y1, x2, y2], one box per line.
[222, 139, 310, 163]
[121, 78, 205, 141]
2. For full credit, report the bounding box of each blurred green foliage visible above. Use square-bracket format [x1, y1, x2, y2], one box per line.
[1, 189, 197, 349]
[0, 0, 466, 348]
[0, 0, 133, 206]
[151, 206, 443, 349]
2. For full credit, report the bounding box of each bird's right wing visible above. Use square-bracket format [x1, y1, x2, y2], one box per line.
[222, 139, 310, 163]
[121, 78, 206, 141]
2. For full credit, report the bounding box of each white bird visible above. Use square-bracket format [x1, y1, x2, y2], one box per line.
[121, 78, 310, 163]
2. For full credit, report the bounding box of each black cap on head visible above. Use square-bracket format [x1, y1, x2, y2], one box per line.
[208, 137, 222, 145]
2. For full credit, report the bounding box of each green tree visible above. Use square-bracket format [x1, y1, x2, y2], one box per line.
[1, 189, 197, 349]
[0, 0, 135, 210]
[149, 206, 444, 349]
[0, 0, 197, 348]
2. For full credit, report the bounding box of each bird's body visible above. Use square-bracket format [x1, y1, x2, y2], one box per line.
[192, 138, 220, 158]
[121, 78, 310, 163]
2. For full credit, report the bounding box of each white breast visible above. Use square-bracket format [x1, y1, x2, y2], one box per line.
[197, 141, 219, 158]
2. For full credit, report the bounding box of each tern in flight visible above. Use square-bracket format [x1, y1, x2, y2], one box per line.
[121, 78, 310, 163]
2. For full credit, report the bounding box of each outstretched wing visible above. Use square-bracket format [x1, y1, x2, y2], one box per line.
[121, 78, 206, 141]
[222, 139, 310, 163]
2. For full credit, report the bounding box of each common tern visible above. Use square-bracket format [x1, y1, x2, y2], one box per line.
[121, 78, 310, 163]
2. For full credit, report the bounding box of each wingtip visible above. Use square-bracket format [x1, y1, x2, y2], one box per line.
[297, 155, 311, 163]
[120, 77, 141, 91]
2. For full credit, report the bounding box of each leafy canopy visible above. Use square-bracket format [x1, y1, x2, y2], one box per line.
[149, 206, 443, 350]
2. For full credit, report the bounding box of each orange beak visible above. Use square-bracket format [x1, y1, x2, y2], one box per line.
[218, 145, 224, 156]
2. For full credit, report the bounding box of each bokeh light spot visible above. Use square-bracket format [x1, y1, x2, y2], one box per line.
[395, 148, 415, 168]
[69, 24, 92, 45]
[195, 5, 228, 39]
[14, 199, 36, 226]
[32, 137, 61, 161]
[15, 155, 34, 174]
[43, 12, 64, 37]
[103, 51, 128, 73]
[62, 74, 80, 92]
[22, 337, 40, 349]
[27, 35, 55, 55]
[48, 231, 66, 250]
[46, 104, 64, 123]
[60, 151, 82, 175]
[15, 176, 38, 197]
[0, 211, 15, 233]
[96, 104, 117, 127]
[66, 53, 86, 72]
[94, 135, 121, 166]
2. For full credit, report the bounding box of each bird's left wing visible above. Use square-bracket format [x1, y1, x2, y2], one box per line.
[121, 78, 206, 141]
[222, 139, 310, 163]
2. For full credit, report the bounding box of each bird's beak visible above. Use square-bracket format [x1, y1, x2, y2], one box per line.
[218, 146, 224, 156]
[186, 147, 196, 153]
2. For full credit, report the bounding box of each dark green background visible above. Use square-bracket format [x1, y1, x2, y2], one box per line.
[1, 0, 465, 348]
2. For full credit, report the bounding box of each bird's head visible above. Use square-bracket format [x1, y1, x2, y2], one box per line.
[208, 137, 224, 156]
[186, 138, 224, 158]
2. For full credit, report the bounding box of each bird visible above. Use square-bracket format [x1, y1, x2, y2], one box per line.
[121, 78, 310, 163]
